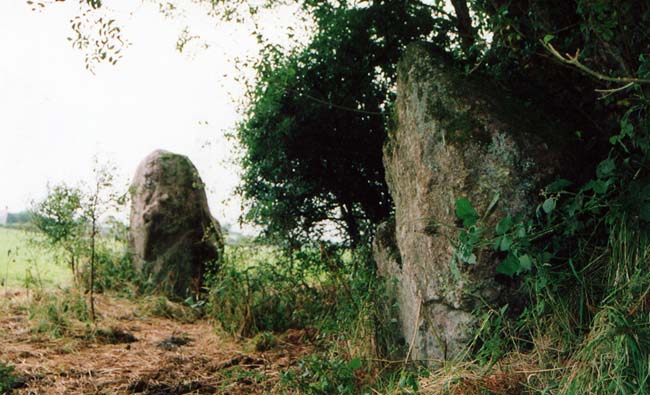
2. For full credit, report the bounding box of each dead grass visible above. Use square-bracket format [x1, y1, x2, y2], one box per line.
[417, 351, 563, 395]
[0, 289, 314, 394]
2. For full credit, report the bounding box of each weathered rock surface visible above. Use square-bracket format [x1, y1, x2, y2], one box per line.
[130, 150, 223, 297]
[374, 43, 566, 362]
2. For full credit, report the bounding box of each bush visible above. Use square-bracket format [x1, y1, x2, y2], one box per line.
[280, 354, 361, 395]
[89, 246, 141, 296]
[206, 242, 407, 393]
[0, 361, 16, 394]
[206, 244, 332, 337]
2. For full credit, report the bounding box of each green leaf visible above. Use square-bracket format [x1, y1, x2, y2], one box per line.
[348, 357, 362, 370]
[518, 254, 532, 272]
[620, 118, 634, 138]
[543, 34, 554, 44]
[516, 224, 527, 238]
[596, 158, 616, 179]
[592, 180, 609, 195]
[496, 254, 519, 277]
[456, 197, 479, 227]
[495, 216, 513, 235]
[542, 198, 556, 214]
[499, 236, 512, 252]
[484, 193, 500, 217]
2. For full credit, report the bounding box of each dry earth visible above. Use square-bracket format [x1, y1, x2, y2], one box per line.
[0, 290, 314, 395]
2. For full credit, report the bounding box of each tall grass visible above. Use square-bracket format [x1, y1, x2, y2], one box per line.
[206, 242, 408, 393]
[418, 221, 650, 395]
[557, 223, 650, 394]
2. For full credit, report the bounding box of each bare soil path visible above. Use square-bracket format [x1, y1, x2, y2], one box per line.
[0, 291, 313, 394]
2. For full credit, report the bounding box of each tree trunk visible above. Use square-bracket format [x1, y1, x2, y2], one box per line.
[89, 199, 97, 322]
[450, 0, 476, 56]
[341, 202, 360, 247]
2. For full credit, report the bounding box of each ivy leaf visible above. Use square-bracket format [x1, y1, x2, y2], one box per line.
[499, 235, 512, 252]
[620, 118, 634, 138]
[495, 215, 513, 235]
[592, 180, 609, 195]
[348, 357, 362, 370]
[516, 224, 527, 238]
[518, 254, 532, 272]
[456, 197, 479, 227]
[596, 158, 616, 179]
[465, 253, 477, 264]
[497, 254, 519, 277]
[542, 198, 556, 214]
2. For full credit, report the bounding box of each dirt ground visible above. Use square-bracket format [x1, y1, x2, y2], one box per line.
[0, 290, 314, 395]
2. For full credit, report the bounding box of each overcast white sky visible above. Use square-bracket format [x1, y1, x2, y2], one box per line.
[0, 1, 301, 231]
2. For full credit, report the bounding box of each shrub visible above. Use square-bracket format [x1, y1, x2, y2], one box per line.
[88, 246, 141, 296]
[0, 361, 16, 394]
[206, 244, 331, 337]
[206, 242, 406, 393]
[280, 354, 361, 395]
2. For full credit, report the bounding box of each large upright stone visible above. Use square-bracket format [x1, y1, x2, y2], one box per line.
[130, 150, 223, 297]
[374, 44, 567, 362]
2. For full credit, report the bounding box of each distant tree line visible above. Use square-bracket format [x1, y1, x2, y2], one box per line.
[6, 211, 31, 225]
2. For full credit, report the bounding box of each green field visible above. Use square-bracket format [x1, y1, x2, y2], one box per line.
[0, 227, 72, 288]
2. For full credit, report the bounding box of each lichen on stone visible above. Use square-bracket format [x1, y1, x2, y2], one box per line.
[373, 42, 568, 363]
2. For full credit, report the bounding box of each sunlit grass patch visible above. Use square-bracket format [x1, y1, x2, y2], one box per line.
[0, 227, 72, 289]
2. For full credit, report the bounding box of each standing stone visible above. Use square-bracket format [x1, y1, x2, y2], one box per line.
[129, 150, 223, 298]
[374, 43, 568, 362]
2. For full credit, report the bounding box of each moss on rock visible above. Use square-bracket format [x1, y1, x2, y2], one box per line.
[375, 43, 570, 363]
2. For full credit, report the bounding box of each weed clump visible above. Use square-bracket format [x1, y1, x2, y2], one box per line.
[251, 331, 278, 352]
[0, 361, 17, 394]
[93, 326, 138, 344]
[136, 296, 200, 323]
[206, 243, 406, 394]
[27, 290, 89, 338]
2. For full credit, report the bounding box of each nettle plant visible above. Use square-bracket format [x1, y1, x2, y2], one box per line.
[452, 195, 538, 278]
[452, 114, 641, 279]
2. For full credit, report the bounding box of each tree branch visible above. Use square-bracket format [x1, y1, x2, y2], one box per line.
[543, 42, 650, 85]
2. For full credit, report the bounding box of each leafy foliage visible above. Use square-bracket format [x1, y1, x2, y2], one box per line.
[30, 160, 126, 319]
[31, 184, 85, 280]
[238, 1, 438, 247]
[206, 244, 329, 336]
[6, 211, 31, 225]
[280, 354, 361, 395]
[207, 242, 406, 393]
[0, 361, 17, 395]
